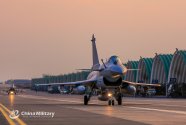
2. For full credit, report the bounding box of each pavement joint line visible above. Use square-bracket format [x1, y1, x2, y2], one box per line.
[19, 95, 83, 103]
[0, 103, 27, 125]
[125, 106, 186, 115]
[125, 101, 186, 108]
[18, 95, 97, 104]
[124, 98, 186, 103]
[0, 104, 15, 125]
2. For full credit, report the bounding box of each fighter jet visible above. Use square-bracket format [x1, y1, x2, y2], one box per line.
[36, 35, 160, 105]
[7, 84, 17, 95]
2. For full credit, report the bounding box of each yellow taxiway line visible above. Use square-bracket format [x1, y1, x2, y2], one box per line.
[0, 103, 26, 125]
[0, 106, 15, 125]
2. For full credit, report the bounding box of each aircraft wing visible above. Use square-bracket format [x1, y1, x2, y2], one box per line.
[122, 80, 161, 87]
[36, 79, 96, 87]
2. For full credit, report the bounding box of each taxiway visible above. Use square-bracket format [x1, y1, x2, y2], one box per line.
[0, 89, 186, 125]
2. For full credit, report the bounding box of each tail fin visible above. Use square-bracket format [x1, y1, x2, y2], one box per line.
[12, 83, 15, 88]
[91, 34, 100, 69]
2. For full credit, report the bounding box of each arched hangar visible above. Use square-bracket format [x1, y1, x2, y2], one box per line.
[125, 61, 139, 82]
[168, 50, 186, 96]
[136, 57, 153, 83]
[150, 54, 173, 86]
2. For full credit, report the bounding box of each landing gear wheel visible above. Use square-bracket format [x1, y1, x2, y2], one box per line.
[112, 100, 115, 106]
[84, 95, 88, 105]
[108, 99, 114, 106]
[118, 94, 122, 105]
[108, 100, 111, 105]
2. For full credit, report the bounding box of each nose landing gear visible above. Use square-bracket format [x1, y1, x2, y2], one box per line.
[108, 93, 122, 106]
[108, 99, 115, 106]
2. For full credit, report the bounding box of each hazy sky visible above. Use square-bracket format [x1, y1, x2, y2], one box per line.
[0, 0, 186, 81]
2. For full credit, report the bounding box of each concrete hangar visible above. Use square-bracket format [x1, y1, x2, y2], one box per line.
[31, 49, 186, 97]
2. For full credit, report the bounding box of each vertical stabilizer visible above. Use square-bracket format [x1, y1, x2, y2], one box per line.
[91, 34, 100, 67]
[12, 83, 15, 88]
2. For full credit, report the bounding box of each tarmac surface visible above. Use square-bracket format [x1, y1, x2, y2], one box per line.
[0, 89, 186, 125]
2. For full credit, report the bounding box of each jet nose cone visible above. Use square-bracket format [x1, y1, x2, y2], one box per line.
[110, 65, 124, 75]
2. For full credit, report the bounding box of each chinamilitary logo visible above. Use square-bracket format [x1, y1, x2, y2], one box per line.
[9, 110, 20, 119]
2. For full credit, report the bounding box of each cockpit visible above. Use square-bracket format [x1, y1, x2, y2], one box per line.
[108, 55, 123, 66]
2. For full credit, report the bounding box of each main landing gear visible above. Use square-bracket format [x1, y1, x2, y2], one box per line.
[84, 84, 95, 105]
[84, 95, 89, 105]
[117, 93, 122, 105]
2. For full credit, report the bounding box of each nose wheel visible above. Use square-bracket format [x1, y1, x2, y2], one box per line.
[108, 99, 115, 106]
